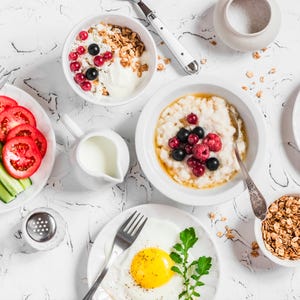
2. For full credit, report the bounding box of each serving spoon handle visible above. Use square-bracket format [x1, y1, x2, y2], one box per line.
[135, 0, 199, 75]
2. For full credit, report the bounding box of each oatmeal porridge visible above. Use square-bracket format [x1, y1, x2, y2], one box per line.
[68, 23, 149, 99]
[155, 94, 247, 189]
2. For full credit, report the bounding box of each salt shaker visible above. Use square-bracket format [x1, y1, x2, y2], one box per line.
[21, 207, 66, 252]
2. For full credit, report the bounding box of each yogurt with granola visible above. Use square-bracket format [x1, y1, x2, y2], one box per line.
[68, 23, 149, 99]
[155, 94, 247, 189]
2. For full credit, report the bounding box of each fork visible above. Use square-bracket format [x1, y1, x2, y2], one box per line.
[0, 65, 9, 90]
[82, 211, 148, 300]
[229, 110, 267, 220]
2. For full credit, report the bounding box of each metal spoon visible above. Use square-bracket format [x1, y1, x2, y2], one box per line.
[127, 0, 199, 75]
[229, 110, 267, 220]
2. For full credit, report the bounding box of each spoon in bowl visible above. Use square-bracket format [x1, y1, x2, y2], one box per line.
[229, 110, 267, 220]
[126, 0, 199, 75]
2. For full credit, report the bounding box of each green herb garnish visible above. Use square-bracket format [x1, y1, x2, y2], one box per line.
[170, 227, 212, 300]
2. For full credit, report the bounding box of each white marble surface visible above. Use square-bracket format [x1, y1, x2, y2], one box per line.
[0, 0, 300, 299]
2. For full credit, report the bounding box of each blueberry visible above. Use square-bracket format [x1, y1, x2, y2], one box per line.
[171, 149, 186, 161]
[88, 43, 100, 56]
[85, 68, 98, 80]
[206, 157, 220, 171]
[176, 128, 190, 143]
[192, 126, 205, 139]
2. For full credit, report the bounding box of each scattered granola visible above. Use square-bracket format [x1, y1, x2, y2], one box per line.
[242, 86, 248, 91]
[156, 55, 171, 71]
[252, 51, 261, 59]
[217, 231, 223, 238]
[209, 212, 216, 220]
[246, 71, 254, 78]
[225, 226, 235, 240]
[221, 216, 227, 222]
[210, 40, 217, 46]
[256, 90, 263, 98]
[200, 58, 207, 65]
[259, 76, 265, 83]
[261, 195, 300, 260]
[157, 63, 165, 71]
[268, 67, 276, 74]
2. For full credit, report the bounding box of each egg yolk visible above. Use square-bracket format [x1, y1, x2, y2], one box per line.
[130, 247, 174, 289]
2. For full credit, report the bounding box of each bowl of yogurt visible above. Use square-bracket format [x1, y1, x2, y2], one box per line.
[135, 76, 266, 206]
[62, 13, 157, 106]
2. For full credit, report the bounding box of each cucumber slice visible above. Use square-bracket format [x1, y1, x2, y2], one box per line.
[0, 163, 23, 196]
[19, 177, 32, 190]
[0, 181, 15, 203]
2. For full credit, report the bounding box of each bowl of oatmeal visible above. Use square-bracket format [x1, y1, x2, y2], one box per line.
[62, 14, 157, 106]
[135, 76, 266, 206]
[254, 190, 300, 267]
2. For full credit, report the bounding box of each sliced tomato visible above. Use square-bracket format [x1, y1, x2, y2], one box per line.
[6, 124, 47, 157]
[0, 106, 36, 141]
[2, 136, 42, 179]
[0, 96, 18, 113]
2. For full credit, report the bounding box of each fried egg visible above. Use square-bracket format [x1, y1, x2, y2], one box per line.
[100, 218, 184, 300]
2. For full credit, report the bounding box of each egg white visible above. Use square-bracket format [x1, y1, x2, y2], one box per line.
[100, 218, 184, 300]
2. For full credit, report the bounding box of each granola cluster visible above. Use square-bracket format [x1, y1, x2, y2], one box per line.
[97, 24, 149, 77]
[262, 195, 300, 260]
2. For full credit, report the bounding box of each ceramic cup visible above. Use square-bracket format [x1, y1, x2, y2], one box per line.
[214, 0, 281, 51]
[61, 114, 130, 190]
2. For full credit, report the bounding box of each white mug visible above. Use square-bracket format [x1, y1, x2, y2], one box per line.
[61, 114, 130, 190]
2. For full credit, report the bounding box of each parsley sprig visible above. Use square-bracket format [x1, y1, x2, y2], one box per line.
[170, 227, 212, 300]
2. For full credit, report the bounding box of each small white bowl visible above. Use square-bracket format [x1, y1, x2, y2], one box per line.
[254, 190, 300, 267]
[135, 76, 266, 206]
[62, 13, 157, 106]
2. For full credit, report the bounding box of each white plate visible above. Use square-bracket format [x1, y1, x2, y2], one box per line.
[0, 84, 56, 212]
[292, 90, 300, 149]
[87, 204, 221, 300]
[135, 76, 266, 206]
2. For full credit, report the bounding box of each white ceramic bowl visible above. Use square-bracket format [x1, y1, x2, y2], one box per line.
[135, 76, 266, 206]
[62, 13, 157, 106]
[292, 89, 300, 150]
[254, 190, 300, 267]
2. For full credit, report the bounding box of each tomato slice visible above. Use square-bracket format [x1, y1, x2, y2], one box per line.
[0, 106, 36, 141]
[2, 136, 42, 179]
[0, 96, 18, 113]
[6, 124, 47, 157]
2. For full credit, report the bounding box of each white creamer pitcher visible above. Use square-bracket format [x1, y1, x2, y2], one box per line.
[61, 114, 130, 190]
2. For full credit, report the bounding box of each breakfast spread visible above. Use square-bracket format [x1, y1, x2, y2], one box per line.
[68, 22, 149, 99]
[261, 195, 300, 260]
[155, 94, 247, 189]
[0, 95, 47, 204]
[101, 218, 212, 300]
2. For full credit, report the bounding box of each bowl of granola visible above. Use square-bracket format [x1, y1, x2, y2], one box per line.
[62, 14, 157, 106]
[135, 76, 266, 206]
[254, 190, 300, 267]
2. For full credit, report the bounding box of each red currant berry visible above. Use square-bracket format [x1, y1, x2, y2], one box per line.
[184, 144, 193, 154]
[168, 137, 180, 149]
[187, 133, 199, 145]
[77, 46, 86, 55]
[69, 51, 78, 61]
[186, 113, 198, 124]
[103, 51, 113, 61]
[70, 61, 81, 72]
[192, 165, 205, 177]
[74, 73, 85, 84]
[94, 55, 105, 67]
[187, 157, 198, 168]
[78, 31, 88, 41]
[80, 81, 92, 91]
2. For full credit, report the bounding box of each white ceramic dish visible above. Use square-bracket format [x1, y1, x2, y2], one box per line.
[135, 76, 266, 206]
[0, 84, 56, 213]
[292, 89, 300, 150]
[87, 203, 221, 300]
[213, 0, 281, 51]
[254, 190, 300, 267]
[62, 13, 157, 106]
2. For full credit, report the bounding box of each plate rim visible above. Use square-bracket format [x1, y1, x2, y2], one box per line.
[87, 203, 222, 300]
[135, 76, 266, 206]
[292, 89, 300, 150]
[0, 83, 56, 212]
